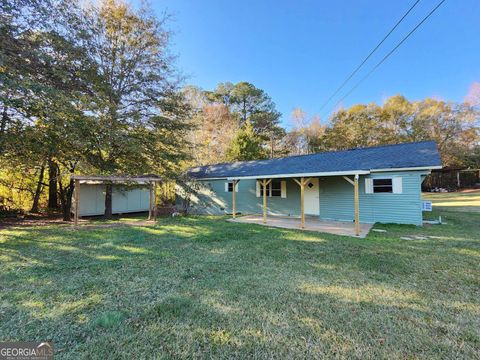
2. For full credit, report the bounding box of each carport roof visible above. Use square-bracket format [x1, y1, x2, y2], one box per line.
[71, 174, 161, 184]
[187, 141, 442, 180]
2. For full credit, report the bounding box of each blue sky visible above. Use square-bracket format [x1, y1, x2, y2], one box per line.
[151, 0, 479, 128]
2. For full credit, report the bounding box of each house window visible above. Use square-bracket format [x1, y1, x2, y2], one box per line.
[256, 180, 287, 198]
[373, 178, 393, 193]
[271, 180, 282, 197]
[227, 182, 234, 192]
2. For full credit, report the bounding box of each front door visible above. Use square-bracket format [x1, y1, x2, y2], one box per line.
[304, 178, 319, 215]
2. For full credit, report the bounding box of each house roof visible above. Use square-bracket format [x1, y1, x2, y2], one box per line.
[187, 141, 442, 180]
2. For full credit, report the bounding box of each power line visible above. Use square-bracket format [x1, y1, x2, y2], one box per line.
[326, 0, 446, 117]
[318, 0, 422, 112]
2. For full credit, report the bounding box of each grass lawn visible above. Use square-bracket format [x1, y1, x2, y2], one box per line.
[423, 190, 480, 213]
[1, 209, 479, 359]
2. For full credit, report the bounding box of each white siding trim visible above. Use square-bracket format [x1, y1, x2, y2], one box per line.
[235, 182, 239, 192]
[224, 182, 229, 192]
[365, 178, 373, 194]
[370, 166, 442, 172]
[281, 180, 287, 198]
[256, 181, 260, 197]
[393, 177, 403, 194]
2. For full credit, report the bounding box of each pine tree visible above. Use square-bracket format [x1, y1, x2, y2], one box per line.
[226, 121, 267, 161]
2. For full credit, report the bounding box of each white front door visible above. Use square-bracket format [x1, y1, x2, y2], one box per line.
[304, 178, 319, 215]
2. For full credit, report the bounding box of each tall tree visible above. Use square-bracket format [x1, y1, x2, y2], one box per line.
[0, 0, 99, 219]
[286, 108, 326, 155]
[226, 120, 266, 161]
[83, 0, 189, 218]
[189, 104, 238, 165]
[208, 82, 283, 139]
[320, 96, 479, 167]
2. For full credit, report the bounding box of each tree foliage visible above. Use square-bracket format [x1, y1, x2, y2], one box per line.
[286, 96, 479, 168]
[0, 0, 190, 217]
[322, 96, 479, 167]
[186, 81, 284, 164]
[226, 121, 267, 161]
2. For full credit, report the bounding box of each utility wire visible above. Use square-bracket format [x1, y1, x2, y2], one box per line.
[318, 0, 422, 112]
[326, 0, 446, 116]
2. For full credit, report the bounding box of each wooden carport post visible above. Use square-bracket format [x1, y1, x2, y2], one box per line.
[231, 180, 239, 218]
[148, 181, 153, 220]
[293, 177, 311, 229]
[260, 179, 272, 224]
[74, 179, 80, 226]
[153, 181, 158, 223]
[342, 174, 360, 236]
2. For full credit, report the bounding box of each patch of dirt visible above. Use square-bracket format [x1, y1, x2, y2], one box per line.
[0, 213, 68, 230]
[0, 211, 158, 230]
[64, 220, 157, 231]
[458, 189, 480, 193]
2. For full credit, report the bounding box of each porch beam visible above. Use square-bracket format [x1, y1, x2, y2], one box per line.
[148, 181, 153, 220]
[354, 175, 360, 236]
[342, 175, 360, 236]
[261, 179, 272, 224]
[232, 180, 239, 218]
[342, 176, 354, 185]
[153, 181, 158, 223]
[293, 177, 313, 229]
[74, 179, 80, 226]
[300, 178, 305, 228]
[225, 170, 370, 181]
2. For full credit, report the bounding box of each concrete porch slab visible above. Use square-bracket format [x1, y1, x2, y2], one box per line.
[228, 214, 372, 238]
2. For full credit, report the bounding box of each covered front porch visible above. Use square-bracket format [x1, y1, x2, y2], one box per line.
[229, 172, 367, 236]
[229, 214, 372, 238]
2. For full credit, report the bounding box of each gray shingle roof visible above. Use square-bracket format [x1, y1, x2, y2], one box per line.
[188, 141, 442, 179]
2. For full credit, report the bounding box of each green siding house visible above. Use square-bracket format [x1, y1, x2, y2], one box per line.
[176, 141, 442, 230]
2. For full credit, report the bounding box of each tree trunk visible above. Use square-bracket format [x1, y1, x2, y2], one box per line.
[270, 134, 274, 158]
[31, 162, 46, 213]
[58, 166, 76, 221]
[0, 105, 8, 153]
[104, 183, 113, 219]
[48, 159, 59, 209]
[0, 106, 7, 135]
[242, 100, 247, 123]
[60, 178, 75, 221]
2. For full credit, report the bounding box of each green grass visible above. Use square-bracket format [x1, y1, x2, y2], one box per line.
[0, 210, 479, 359]
[423, 190, 480, 212]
